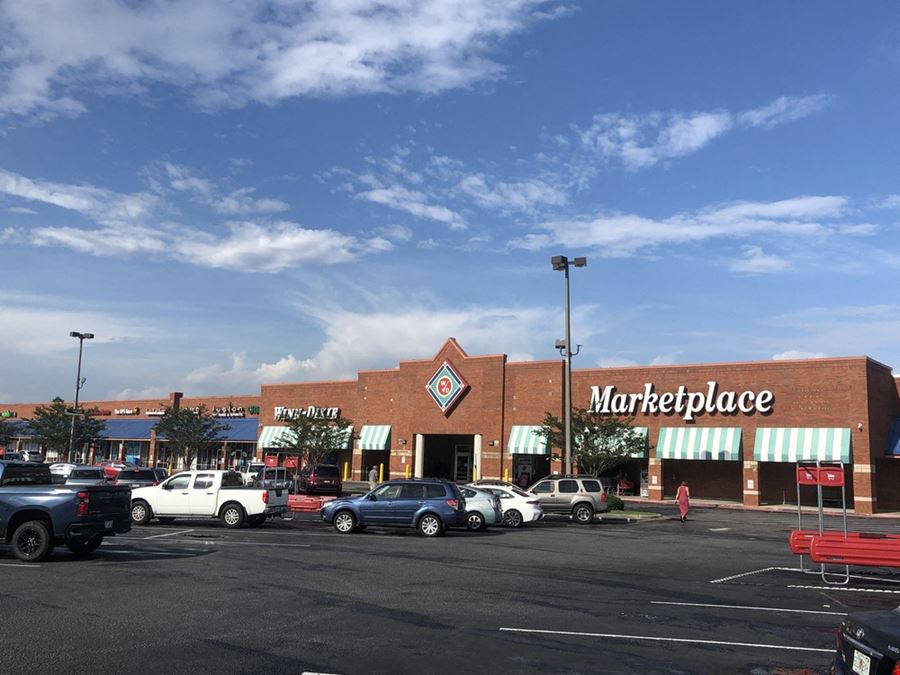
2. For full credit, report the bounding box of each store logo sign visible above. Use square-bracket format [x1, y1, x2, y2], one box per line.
[0, 410, 17, 418]
[275, 406, 340, 421]
[589, 381, 774, 422]
[114, 407, 140, 416]
[426, 361, 468, 414]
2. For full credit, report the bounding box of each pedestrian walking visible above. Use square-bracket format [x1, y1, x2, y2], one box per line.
[675, 481, 690, 523]
[368, 465, 378, 490]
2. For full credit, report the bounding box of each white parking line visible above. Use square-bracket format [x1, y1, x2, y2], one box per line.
[100, 549, 205, 556]
[0, 563, 40, 568]
[144, 529, 195, 539]
[651, 601, 844, 616]
[709, 566, 796, 584]
[788, 584, 900, 595]
[498, 627, 832, 653]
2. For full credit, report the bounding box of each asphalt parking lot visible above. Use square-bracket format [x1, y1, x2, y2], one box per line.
[2, 504, 899, 674]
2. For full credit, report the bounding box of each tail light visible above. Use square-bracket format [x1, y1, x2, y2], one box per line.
[262, 490, 269, 504]
[447, 499, 459, 509]
[891, 662, 900, 675]
[600, 492, 607, 502]
[76, 491, 89, 516]
[527, 499, 540, 505]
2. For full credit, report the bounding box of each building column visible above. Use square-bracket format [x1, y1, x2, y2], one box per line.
[352, 445, 363, 481]
[473, 434, 483, 481]
[648, 458, 663, 501]
[854, 463, 875, 515]
[414, 434, 424, 478]
[148, 430, 157, 468]
[118, 441, 125, 462]
[743, 460, 760, 507]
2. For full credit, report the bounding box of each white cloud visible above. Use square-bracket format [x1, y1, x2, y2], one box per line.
[578, 94, 830, 170]
[876, 195, 900, 209]
[163, 162, 214, 196]
[511, 195, 849, 257]
[376, 224, 414, 242]
[0, 0, 558, 118]
[729, 245, 791, 274]
[456, 173, 567, 214]
[185, 352, 315, 391]
[738, 94, 831, 129]
[211, 188, 289, 215]
[357, 184, 466, 229]
[772, 350, 829, 360]
[8, 206, 36, 214]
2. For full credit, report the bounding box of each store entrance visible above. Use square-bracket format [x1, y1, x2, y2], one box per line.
[423, 434, 474, 481]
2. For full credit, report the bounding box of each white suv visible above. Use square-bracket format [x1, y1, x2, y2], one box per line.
[527, 475, 609, 524]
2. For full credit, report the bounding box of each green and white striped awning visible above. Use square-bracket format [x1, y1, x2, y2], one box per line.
[358, 425, 391, 450]
[656, 427, 742, 461]
[257, 425, 353, 450]
[753, 427, 851, 463]
[507, 425, 548, 455]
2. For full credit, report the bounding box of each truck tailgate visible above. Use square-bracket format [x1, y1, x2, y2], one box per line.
[84, 486, 131, 516]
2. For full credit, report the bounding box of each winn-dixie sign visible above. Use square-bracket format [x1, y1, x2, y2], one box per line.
[275, 406, 340, 421]
[589, 381, 774, 422]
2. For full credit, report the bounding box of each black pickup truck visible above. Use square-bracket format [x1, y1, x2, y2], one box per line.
[0, 460, 131, 562]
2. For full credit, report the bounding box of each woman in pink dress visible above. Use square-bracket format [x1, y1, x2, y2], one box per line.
[676, 481, 690, 523]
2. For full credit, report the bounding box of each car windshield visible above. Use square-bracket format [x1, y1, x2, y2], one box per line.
[315, 466, 340, 477]
[70, 469, 103, 479]
[510, 486, 532, 498]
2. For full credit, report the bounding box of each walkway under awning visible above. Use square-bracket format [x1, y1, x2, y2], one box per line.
[507, 425, 548, 455]
[358, 425, 391, 450]
[657, 427, 742, 461]
[753, 427, 851, 463]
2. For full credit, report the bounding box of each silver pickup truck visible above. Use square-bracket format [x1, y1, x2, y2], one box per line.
[0, 460, 131, 562]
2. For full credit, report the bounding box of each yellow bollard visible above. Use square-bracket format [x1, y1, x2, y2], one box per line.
[379, 463, 384, 483]
[405, 463, 411, 479]
[343, 461, 349, 481]
[472, 466, 476, 482]
[503, 467, 509, 482]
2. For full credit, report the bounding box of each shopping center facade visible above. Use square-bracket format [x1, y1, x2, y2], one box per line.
[3, 338, 900, 514]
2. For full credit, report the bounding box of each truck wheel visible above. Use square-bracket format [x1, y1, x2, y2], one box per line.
[131, 500, 152, 525]
[418, 513, 443, 537]
[333, 510, 356, 534]
[13, 520, 53, 562]
[221, 504, 246, 529]
[573, 503, 594, 524]
[247, 515, 266, 527]
[66, 534, 103, 556]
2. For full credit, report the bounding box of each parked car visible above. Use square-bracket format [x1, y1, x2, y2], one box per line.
[249, 467, 293, 492]
[832, 605, 900, 675]
[95, 460, 138, 480]
[320, 478, 467, 537]
[298, 464, 342, 496]
[114, 467, 163, 489]
[0, 460, 131, 562]
[130, 470, 290, 528]
[50, 463, 78, 483]
[237, 462, 267, 485]
[65, 466, 108, 486]
[473, 484, 544, 528]
[457, 486, 503, 531]
[527, 475, 608, 524]
[21, 450, 44, 463]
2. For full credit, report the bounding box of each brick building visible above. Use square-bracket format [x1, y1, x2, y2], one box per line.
[4, 338, 900, 514]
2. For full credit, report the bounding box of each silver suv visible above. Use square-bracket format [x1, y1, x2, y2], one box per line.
[527, 475, 609, 524]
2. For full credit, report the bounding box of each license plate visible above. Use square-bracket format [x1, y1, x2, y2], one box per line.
[852, 649, 871, 675]
[104, 519, 113, 529]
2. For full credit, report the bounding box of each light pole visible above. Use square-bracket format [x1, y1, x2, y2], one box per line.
[68, 331, 94, 462]
[551, 255, 587, 475]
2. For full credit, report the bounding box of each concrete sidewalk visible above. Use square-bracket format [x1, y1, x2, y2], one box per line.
[620, 494, 900, 518]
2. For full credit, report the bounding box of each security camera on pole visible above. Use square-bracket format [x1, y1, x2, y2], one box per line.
[551, 255, 586, 476]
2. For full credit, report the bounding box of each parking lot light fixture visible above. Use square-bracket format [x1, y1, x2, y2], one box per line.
[551, 256, 587, 475]
[67, 331, 94, 463]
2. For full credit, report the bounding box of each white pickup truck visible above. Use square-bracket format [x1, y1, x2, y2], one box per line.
[129, 470, 290, 528]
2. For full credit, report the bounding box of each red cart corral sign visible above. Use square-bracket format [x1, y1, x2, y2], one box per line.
[264, 455, 278, 467]
[797, 466, 819, 485]
[819, 467, 844, 487]
[284, 456, 298, 469]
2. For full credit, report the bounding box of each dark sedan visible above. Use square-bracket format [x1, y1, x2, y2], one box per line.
[833, 605, 900, 675]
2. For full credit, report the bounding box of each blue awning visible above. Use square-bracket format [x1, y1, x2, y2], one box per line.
[886, 418, 900, 456]
[215, 418, 258, 442]
[99, 420, 157, 440]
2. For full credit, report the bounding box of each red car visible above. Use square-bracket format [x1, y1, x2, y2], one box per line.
[95, 460, 138, 480]
[297, 464, 342, 496]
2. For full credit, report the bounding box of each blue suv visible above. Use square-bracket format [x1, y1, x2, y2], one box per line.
[320, 479, 467, 537]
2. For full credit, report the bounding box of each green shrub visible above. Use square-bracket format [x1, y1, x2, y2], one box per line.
[605, 493, 625, 511]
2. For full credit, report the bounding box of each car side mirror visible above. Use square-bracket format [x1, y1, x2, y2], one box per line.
[367, 494, 377, 501]
[162, 483, 172, 490]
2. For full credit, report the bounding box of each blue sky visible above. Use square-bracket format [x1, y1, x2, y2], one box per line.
[2, 1, 900, 403]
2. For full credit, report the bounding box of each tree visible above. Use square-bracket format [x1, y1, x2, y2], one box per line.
[152, 405, 230, 470]
[537, 407, 648, 476]
[27, 397, 107, 461]
[270, 412, 353, 468]
[0, 418, 17, 451]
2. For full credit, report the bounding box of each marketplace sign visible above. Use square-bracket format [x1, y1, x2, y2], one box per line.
[589, 381, 774, 422]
